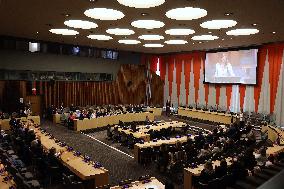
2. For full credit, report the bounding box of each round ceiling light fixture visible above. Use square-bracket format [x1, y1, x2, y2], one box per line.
[138, 35, 164, 40]
[106, 28, 135, 35]
[226, 28, 259, 36]
[118, 39, 141, 44]
[165, 28, 195, 35]
[87, 34, 113, 40]
[84, 8, 125, 20]
[200, 19, 237, 29]
[64, 20, 98, 29]
[165, 40, 188, 44]
[143, 44, 164, 48]
[116, 0, 165, 8]
[191, 35, 219, 40]
[49, 29, 79, 35]
[131, 20, 164, 29]
[166, 7, 207, 20]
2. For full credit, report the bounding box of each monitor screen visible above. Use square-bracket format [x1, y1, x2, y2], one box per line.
[205, 49, 258, 84]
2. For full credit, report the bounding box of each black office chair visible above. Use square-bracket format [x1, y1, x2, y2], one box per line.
[14, 173, 26, 188]
[106, 127, 113, 140]
[127, 134, 135, 149]
[62, 173, 84, 189]
[23, 180, 41, 189]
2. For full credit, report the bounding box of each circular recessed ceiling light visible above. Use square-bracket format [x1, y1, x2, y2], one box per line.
[117, 0, 165, 8]
[165, 40, 188, 44]
[166, 7, 207, 20]
[49, 29, 79, 35]
[106, 28, 135, 35]
[191, 35, 219, 40]
[84, 8, 124, 20]
[225, 13, 233, 16]
[165, 28, 195, 35]
[118, 39, 141, 44]
[200, 20, 237, 29]
[143, 43, 164, 48]
[226, 28, 259, 36]
[131, 20, 164, 29]
[87, 34, 113, 40]
[64, 20, 98, 29]
[138, 35, 164, 40]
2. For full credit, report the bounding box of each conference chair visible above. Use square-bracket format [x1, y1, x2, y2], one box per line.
[62, 173, 84, 189]
[23, 180, 41, 189]
[127, 134, 135, 149]
[106, 127, 113, 140]
[120, 132, 128, 146]
[95, 184, 111, 189]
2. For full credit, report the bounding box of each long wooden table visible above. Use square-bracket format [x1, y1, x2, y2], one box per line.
[110, 177, 165, 189]
[178, 108, 234, 124]
[118, 121, 186, 143]
[149, 107, 163, 116]
[32, 127, 109, 188]
[184, 158, 233, 189]
[134, 135, 194, 162]
[262, 125, 284, 145]
[266, 145, 284, 156]
[0, 163, 16, 189]
[0, 116, 41, 130]
[74, 112, 155, 131]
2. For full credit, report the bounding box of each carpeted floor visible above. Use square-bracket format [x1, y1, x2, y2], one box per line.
[40, 115, 217, 188]
[40, 120, 169, 186]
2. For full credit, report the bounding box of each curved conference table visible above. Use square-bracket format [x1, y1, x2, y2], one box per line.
[74, 112, 155, 131]
[262, 125, 284, 146]
[178, 107, 235, 124]
[53, 107, 163, 125]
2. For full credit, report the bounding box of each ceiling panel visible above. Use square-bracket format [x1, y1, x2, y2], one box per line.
[0, 0, 283, 53]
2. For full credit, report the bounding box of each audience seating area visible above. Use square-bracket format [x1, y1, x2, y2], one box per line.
[1, 103, 284, 189]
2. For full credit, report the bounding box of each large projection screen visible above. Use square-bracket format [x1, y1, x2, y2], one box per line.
[205, 49, 258, 84]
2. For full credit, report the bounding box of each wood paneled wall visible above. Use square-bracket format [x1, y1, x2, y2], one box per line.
[0, 80, 26, 113]
[0, 64, 163, 111]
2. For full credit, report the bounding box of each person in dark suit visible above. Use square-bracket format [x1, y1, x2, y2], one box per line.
[195, 131, 205, 149]
[157, 144, 169, 172]
[9, 115, 18, 131]
[166, 100, 171, 117]
[200, 161, 214, 183]
[229, 155, 248, 180]
[69, 104, 76, 112]
[46, 147, 59, 167]
[215, 159, 228, 178]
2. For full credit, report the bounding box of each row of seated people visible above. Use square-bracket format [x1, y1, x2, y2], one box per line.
[6, 115, 167, 189]
[1, 100, 33, 120]
[0, 110, 33, 120]
[55, 105, 150, 130]
[2, 119, 84, 189]
[105, 120, 152, 148]
[196, 146, 284, 189]
[47, 104, 150, 121]
[137, 122, 266, 183]
[105, 119, 199, 148]
[180, 103, 230, 113]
